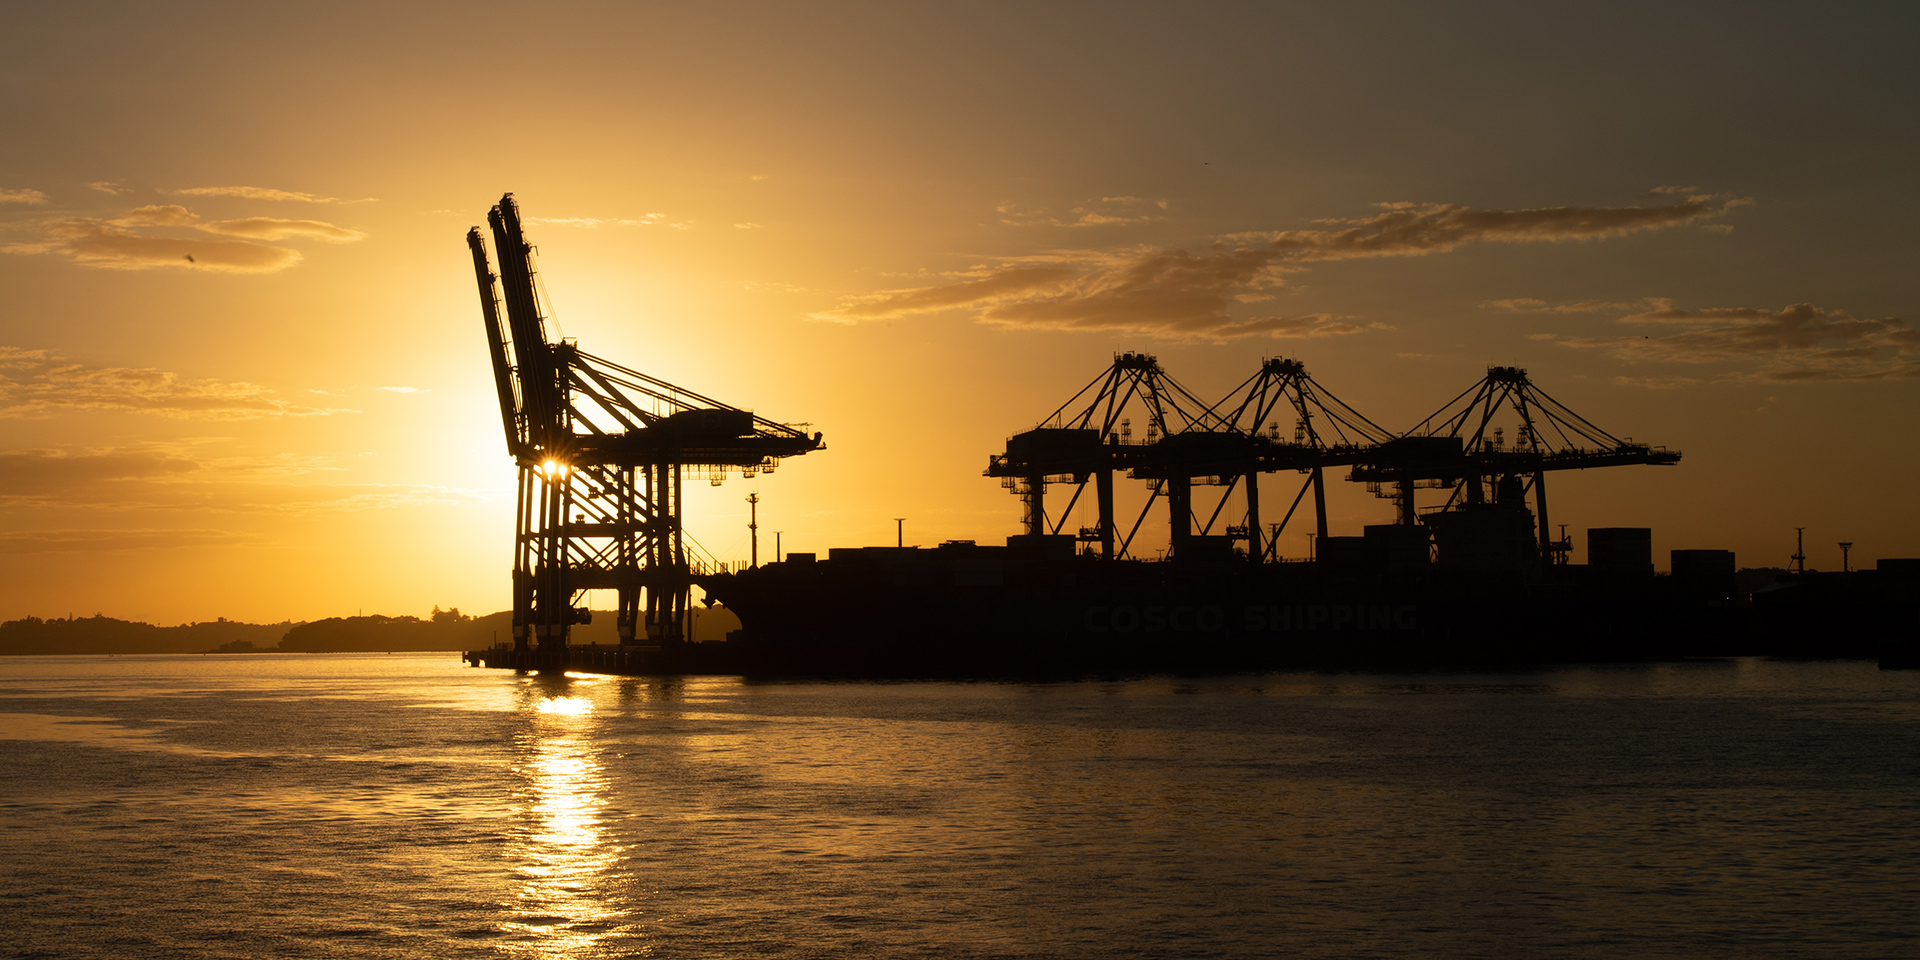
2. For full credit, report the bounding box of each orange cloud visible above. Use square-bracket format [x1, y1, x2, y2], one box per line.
[0, 448, 201, 496]
[22, 218, 304, 272]
[0, 528, 262, 553]
[172, 185, 353, 203]
[1, 188, 49, 205]
[0, 442, 492, 519]
[196, 217, 366, 243]
[0, 348, 354, 419]
[116, 204, 200, 226]
[2, 202, 365, 272]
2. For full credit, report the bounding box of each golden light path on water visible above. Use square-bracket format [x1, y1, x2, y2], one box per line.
[503, 679, 630, 958]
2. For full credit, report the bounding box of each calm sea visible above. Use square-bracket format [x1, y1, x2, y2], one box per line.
[1, 654, 1916, 959]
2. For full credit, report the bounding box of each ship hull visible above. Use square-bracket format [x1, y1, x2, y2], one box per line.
[700, 553, 1754, 676]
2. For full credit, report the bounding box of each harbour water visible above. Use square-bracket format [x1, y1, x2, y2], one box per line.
[2, 653, 1916, 958]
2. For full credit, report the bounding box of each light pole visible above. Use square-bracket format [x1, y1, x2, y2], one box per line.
[1840, 541, 1853, 573]
[775, 531, 783, 563]
[746, 492, 759, 569]
[894, 518, 905, 548]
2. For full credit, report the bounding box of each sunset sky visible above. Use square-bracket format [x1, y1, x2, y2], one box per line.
[3, 1, 1916, 624]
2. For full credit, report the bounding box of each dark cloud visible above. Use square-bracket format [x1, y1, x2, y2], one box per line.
[829, 265, 1077, 320]
[0, 348, 351, 419]
[821, 250, 1345, 341]
[1484, 297, 1640, 313]
[1542, 300, 1920, 382]
[820, 194, 1743, 340]
[1246, 195, 1744, 262]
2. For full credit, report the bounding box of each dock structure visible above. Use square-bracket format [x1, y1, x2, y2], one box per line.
[467, 194, 823, 673]
[456, 200, 1733, 677]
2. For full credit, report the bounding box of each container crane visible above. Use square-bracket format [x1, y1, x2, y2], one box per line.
[468, 194, 823, 672]
[1350, 366, 1679, 560]
[1199, 357, 1397, 563]
[985, 353, 1218, 559]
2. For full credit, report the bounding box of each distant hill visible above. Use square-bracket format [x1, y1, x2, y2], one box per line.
[0, 615, 295, 656]
[0, 604, 742, 655]
[278, 609, 510, 652]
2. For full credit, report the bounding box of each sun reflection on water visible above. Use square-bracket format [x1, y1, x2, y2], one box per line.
[536, 696, 594, 716]
[504, 683, 631, 957]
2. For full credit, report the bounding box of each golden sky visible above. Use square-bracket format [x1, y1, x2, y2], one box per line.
[3, 2, 1917, 623]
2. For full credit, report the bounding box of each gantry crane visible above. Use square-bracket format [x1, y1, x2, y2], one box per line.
[985, 353, 1219, 559]
[468, 194, 823, 672]
[1198, 357, 1396, 562]
[1350, 366, 1679, 560]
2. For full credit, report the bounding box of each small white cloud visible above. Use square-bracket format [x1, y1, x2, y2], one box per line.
[740, 280, 808, 294]
[117, 204, 200, 227]
[526, 214, 664, 228]
[733, 222, 764, 230]
[198, 218, 366, 243]
[999, 196, 1167, 228]
[173, 186, 350, 203]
